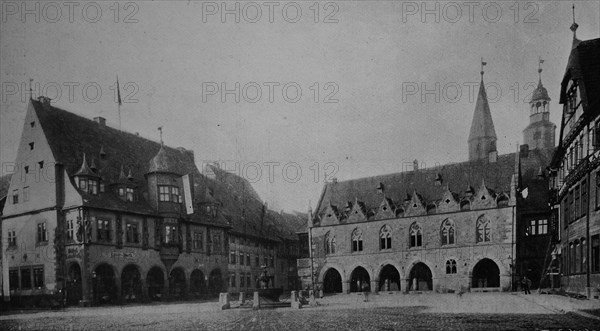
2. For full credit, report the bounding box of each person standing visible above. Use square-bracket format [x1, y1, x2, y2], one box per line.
[521, 276, 531, 295]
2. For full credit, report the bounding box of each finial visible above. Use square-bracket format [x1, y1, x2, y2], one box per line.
[570, 4, 579, 36]
[480, 57, 487, 79]
[158, 126, 163, 145]
[538, 57, 544, 84]
[127, 168, 133, 180]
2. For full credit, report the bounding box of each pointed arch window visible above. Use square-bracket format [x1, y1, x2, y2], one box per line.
[351, 228, 363, 252]
[446, 259, 457, 274]
[476, 216, 491, 243]
[324, 231, 336, 255]
[379, 225, 392, 250]
[441, 219, 455, 245]
[409, 222, 422, 248]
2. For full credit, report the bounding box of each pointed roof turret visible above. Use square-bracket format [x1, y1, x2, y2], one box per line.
[147, 145, 180, 175]
[468, 58, 497, 161]
[74, 153, 98, 177]
[532, 57, 550, 102]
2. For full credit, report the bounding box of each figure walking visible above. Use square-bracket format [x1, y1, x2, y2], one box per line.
[521, 276, 531, 295]
[362, 281, 370, 302]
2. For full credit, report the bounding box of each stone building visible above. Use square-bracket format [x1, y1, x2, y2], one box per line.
[549, 19, 600, 298]
[298, 69, 556, 294]
[0, 98, 302, 306]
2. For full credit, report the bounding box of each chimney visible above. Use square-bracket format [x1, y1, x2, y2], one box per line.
[520, 144, 529, 158]
[488, 151, 498, 163]
[94, 117, 106, 127]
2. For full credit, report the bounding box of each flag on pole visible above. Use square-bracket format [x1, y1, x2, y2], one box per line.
[116, 76, 122, 106]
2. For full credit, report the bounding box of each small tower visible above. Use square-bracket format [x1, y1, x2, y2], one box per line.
[468, 58, 497, 161]
[523, 58, 556, 150]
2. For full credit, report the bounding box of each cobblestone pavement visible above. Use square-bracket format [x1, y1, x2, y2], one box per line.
[1, 293, 598, 330]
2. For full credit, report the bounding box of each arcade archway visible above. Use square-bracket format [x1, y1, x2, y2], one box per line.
[322, 268, 343, 293]
[190, 269, 207, 298]
[147, 267, 165, 301]
[170, 267, 186, 299]
[94, 264, 117, 304]
[408, 262, 432, 291]
[208, 269, 224, 296]
[472, 258, 500, 288]
[349, 266, 370, 292]
[66, 263, 82, 306]
[378, 265, 401, 291]
[121, 264, 142, 302]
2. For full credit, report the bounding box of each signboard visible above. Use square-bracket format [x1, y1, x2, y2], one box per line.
[182, 174, 194, 215]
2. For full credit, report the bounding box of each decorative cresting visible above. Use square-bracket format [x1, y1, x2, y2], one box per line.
[472, 179, 497, 210]
[437, 186, 460, 213]
[347, 198, 368, 223]
[405, 191, 426, 217]
[375, 196, 396, 220]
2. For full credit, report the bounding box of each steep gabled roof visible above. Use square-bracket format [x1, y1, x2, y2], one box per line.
[560, 38, 600, 116]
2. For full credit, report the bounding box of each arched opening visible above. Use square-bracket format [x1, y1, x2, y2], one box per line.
[322, 268, 343, 294]
[93, 264, 117, 304]
[472, 258, 500, 288]
[208, 269, 223, 297]
[408, 262, 432, 291]
[190, 269, 207, 298]
[121, 264, 142, 302]
[378, 265, 401, 292]
[66, 263, 82, 306]
[170, 267, 186, 299]
[349, 266, 370, 292]
[146, 267, 164, 301]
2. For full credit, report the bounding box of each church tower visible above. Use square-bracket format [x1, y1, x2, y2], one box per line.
[468, 59, 498, 161]
[523, 58, 556, 150]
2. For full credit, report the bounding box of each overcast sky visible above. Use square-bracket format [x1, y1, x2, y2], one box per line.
[1, 1, 599, 212]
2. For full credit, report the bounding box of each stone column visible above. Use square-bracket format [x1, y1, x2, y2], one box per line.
[239, 291, 246, 304]
[370, 280, 378, 293]
[343, 280, 350, 294]
[400, 278, 408, 293]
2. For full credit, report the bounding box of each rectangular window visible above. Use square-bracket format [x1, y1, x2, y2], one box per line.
[569, 191, 574, 223]
[592, 235, 600, 273]
[126, 222, 139, 243]
[246, 253, 250, 266]
[79, 178, 87, 191]
[33, 266, 44, 288]
[270, 256, 274, 267]
[255, 256, 259, 267]
[89, 180, 98, 195]
[21, 268, 32, 289]
[29, 142, 34, 150]
[159, 185, 170, 202]
[12, 189, 18, 204]
[66, 219, 75, 241]
[126, 187, 134, 202]
[96, 219, 111, 242]
[9, 269, 19, 290]
[574, 185, 580, 219]
[230, 272, 236, 287]
[240, 273, 245, 287]
[581, 179, 588, 217]
[582, 239, 588, 273]
[537, 219, 548, 235]
[193, 231, 203, 250]
[38, 161, 44, 169]
[230, 251, 236, 264]
[239, 252, 244, 266]
[171, 186, 181, 203]
[37, 222, 47, 243]
[8, 230, 17, 246]
[118, 187, 125, 197]
[164, 224, 177, 244]
[246, 274, 251, 288]
[24, 166, 29, 174]
[23, 186, 30, 202]
[527, 220, 536, 236]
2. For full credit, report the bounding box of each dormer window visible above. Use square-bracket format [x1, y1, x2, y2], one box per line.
[118, 187, 125, 197]
[77, 178, 98, 195]
[79, 178, 87, 191]
[126, 187, 134, 202]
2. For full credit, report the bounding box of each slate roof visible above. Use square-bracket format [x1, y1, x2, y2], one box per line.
[313, 148, 553, 222]
[560, 38, 600, 114]
[468, 80, 497, 141]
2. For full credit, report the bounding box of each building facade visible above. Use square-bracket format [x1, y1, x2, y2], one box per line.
[1, 98, 301, 306]
[549, 21, 600, 298]
[299, 70, 556, 294]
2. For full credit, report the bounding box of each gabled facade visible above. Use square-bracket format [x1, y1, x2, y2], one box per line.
[549, 21, 600, 297]
[299, 69, 555, 295]
[1, 98, 233, 306]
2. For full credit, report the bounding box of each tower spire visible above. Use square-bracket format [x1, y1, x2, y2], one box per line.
[480, 57, 487, 80]
[538, 56, 544, 84]
[158, 126, 163, 145]
[570, 4, 579, 39]
[468, 58, 496, 161]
